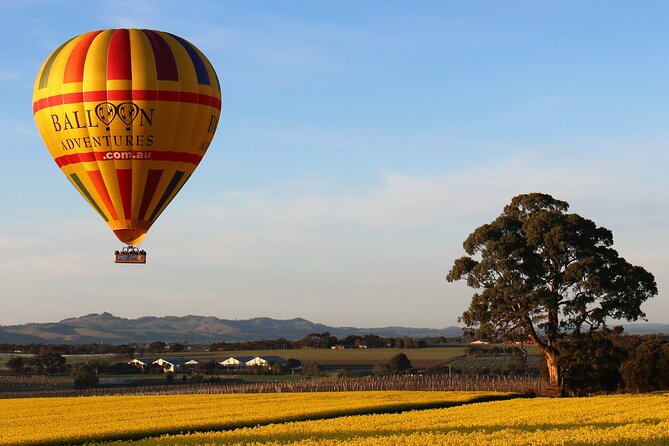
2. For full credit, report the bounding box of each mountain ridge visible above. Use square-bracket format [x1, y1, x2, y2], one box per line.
[0, 313, 464, 344]
[1, 313, 667, 344]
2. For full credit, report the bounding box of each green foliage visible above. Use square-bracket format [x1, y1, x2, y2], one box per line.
[168, 343, 186, 353]
[192, 360, 222, 375]
[388, 353, 412, 374]
[111, 344, 136, 359]
[447, 193, 657, 385]
[146, 341, 167, 353]
[303, 361, 322, 377]
[559, 330, 626, 395]
[622, 337, 669, 392]
[72, 364, 99, 389]
[30, 349, 68, 375]
[209, 333, 426, 352]
[372, 363, 389, 376]
[287, 358, 302, 370]
[6, 356, 26, 374]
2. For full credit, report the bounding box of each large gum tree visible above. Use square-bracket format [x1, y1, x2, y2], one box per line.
[446, 193, 657, 387]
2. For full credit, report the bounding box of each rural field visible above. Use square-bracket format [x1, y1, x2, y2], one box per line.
[1, 391, 668, 445]
[182, 345, 481, 368]
[0, 391, 512, 445]
[153, 345, 541, 370]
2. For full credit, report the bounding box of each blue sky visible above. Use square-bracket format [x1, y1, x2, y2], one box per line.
[0, 1, 667, 328]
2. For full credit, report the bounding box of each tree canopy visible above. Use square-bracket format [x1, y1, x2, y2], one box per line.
[622, 337, 669, 392]
[447, 193, 657, 386]
[388, 353, 413, 374]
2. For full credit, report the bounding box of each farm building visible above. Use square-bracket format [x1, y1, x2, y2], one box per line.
[219, 356, 288, 370]
[219, 356, 254, 368]
[129, 357, 196, 373]
[153, 358, 195, 373]
[246, 356, 288, 367]
[128, 358, 159, 369]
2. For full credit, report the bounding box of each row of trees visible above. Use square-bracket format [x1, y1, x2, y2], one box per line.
[209, 333, 429, 351]
[6, 351, 67, 375]
[0, 343, 136, 357]
[1, 335, 440, 359]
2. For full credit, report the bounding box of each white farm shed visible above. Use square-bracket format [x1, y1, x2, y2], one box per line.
[219, 356, 254, 368]
[245, 356, 288, 367]
[219, 356, 288, 370]
[152, 358, 194, 373]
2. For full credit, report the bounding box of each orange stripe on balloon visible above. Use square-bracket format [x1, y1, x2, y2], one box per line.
[116, 169, 132, 220]
[107, 29, 132, 80]
[87, 170, 119, 221]
[63, 31, 102, 84]
[33, 89, 221, 113]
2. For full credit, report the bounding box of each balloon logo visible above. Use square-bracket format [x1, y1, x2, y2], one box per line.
[117, 103, 140, 129]
[95, 102, 116, 129]
[32, 29, 222, 254]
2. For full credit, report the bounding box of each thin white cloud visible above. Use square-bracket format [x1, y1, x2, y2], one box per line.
[2, 151, 666, 326]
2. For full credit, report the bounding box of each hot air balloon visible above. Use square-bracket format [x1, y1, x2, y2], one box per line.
[32, 29, 221, 263]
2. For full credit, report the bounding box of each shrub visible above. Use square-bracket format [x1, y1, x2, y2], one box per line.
[559, 331, 626, 395]
[622, 337, 669, 392]
[72, 364, 99, 389]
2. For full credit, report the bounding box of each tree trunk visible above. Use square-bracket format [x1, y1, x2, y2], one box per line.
[544, 350, 560, 387]
[522, 316, 560, 387]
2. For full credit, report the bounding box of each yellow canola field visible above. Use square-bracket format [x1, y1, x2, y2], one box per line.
[0, 391, 505, 445]
[107, 392, 669, 446]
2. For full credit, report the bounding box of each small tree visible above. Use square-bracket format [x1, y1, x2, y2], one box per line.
[287, 358, 302, 371]
[168, 343, 186, 353]
[372, 363, 389, 376]
[146, 341, 167, 353]
[6, 357, 26, 374]
[303, 361, 322, 377]
[32, 349, 67, 375]
[447, 193, 657, 387]
[388, 353, 412, 374]
[193, 360, 221, 376]
[72, 364, 99, 389]
[111, 344, 136, 359]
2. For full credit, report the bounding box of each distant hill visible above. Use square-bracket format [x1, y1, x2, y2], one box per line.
[1, 313, 666, 345]
[0, 313, 465, 344]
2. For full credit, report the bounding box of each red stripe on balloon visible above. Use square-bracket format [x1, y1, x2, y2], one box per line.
[54, 150, 203, 168]
[33, 90, 221, 113]
[139, 169, 163, 220]
[87, 170, 119, 221]
[63, 31, 102, 84]
[116, 168, 132, 220]
[107, 29, 132, 80]
[142, 29, 179, 82]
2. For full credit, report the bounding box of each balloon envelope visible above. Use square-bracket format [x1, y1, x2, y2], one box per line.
[33, 29, 221, 245]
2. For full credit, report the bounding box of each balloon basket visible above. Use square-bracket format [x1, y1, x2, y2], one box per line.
[114, 246, 147, 264]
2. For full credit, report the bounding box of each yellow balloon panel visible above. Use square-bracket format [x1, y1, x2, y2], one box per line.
[33, 29, 221, 245]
